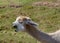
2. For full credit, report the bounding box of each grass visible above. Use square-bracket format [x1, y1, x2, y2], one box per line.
[0, 0, 60, 43]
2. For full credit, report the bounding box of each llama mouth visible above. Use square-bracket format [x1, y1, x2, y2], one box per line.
[15, 29, 18, 32]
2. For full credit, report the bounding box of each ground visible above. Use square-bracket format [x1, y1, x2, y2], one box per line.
[0, 0, 60, 43]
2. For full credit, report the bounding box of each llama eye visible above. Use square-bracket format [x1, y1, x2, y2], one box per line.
[27, 19, 31, 21]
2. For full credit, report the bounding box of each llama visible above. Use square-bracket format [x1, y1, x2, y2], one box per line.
[13, 16, 60, 43]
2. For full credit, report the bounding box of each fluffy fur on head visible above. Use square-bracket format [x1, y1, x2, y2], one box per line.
[13, 16, 38, 32]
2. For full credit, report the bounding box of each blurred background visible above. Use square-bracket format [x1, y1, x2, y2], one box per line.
[0, 0, 60, 43]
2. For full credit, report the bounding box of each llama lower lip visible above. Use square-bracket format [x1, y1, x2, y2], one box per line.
[15, 30, 18, 32]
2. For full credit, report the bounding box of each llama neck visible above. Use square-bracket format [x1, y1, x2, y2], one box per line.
[25, 24, 58, 43]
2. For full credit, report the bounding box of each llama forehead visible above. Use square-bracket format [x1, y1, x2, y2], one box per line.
[16, 16, 31, 22]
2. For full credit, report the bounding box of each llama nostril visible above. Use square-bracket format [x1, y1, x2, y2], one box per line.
[13, 25, 17, 28]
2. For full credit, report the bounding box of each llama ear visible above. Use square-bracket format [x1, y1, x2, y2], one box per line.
[27, 20, 38, 26]
[23, 17, 38, 26]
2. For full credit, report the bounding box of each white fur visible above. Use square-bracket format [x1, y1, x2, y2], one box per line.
[13, 17, 25, 32]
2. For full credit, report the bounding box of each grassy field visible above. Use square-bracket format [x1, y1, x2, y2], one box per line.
[0, 0, 60, 43]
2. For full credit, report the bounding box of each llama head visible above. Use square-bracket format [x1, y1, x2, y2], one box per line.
[12, 16, 38, 32]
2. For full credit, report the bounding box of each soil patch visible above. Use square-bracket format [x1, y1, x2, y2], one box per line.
[32, 1, 60, 7]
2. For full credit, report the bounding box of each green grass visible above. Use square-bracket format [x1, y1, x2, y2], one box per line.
[0, 0, 60, 43]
